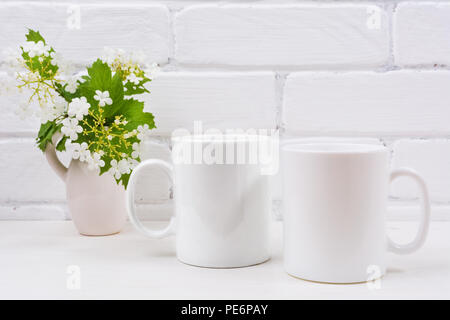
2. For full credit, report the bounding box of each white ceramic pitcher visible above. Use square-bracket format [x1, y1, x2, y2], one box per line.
[45, 136, 127, 236]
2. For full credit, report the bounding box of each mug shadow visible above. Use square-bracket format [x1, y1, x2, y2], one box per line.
[287, 273, 383, 286]
[178, 257, 271, 270]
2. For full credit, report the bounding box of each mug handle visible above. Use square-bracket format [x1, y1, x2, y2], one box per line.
[388, 168, 431, 254]
[126, 159, 176, 239]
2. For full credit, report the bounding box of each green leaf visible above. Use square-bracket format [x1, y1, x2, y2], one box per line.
[124, 78, 151, 96]
[55, 136, 68, 152]
[119, 98, 155, 130]
[36, 122, 61, 152]
[26, 29, 45, 44]
[99, 155, 113, 176]
[103, 72, 125, 118]
[77, 59, 126, 118]
[110, 72, 125, 103]
[121, 173, 130, 189]
[37, 122, 53, 140]
[21, 30, 59, 79]
[87, 59, 112, 91]
[54, 82, 78, 103]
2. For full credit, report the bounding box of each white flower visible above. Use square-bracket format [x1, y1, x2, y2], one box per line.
[0, 79, 17, 95]
[53, 99, 67, 115]
[3, 48, 21, 69]
[65, 77, 79, 94]
[118, 158, 131, 175]
[102, 47, 121, 65]
[50, 52, 74, 75]
[24, 41, 51, 58]
[126, 73, 142, 85]
[76, 71, 87, 83]
[103, 47, 146, 68]
[61, 118, 83, 140]
[88, 152, 105, 171]
[40, 104, 55, 123]
[94, 90, 112, 107]
[68, 97, 90, 120]
[131, 142, 141, 159]
[130, 50, 147, 66]
[109, 159, 122, 179]
[71, 142, 90, 161]
[109, 158, 131, 179]
[21, 42, 33, 53]
[40, 99, 67, 123]
[137, 124, 150, 140]
[28, 72, 40, 82]
[49, 51, 58, 65]
[70, 143, 81, 159]
[128, 158, 139, 170]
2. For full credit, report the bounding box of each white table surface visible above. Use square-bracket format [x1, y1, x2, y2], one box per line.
[0, 220, 449, 299]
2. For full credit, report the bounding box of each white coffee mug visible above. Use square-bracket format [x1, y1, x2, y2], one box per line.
[282, 143, 431, 283]
[126, 134, 272, 268]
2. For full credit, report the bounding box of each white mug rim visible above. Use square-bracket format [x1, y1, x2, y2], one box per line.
[282, 143, 387, 154]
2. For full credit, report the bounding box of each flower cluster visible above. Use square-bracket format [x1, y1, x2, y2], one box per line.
[5, 29, 157, 188]
[3, 31, 73, 123]
[102, 47, 159, 96]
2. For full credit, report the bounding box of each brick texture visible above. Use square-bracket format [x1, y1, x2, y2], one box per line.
[175, 5, 389, 67]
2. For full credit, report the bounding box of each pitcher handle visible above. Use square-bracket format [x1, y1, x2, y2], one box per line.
[44, 133, 68, 181]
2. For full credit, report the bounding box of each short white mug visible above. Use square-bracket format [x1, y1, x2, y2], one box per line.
[282, 143, 431, 283]
[126, 134, 272, 268]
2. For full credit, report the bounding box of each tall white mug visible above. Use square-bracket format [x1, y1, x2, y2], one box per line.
[126, 134, 274, 268]
[282, 143, 431, 283]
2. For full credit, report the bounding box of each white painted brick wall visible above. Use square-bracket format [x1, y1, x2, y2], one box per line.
[0, 138, 173, 215]
[1, 1, 449, 221]
[394, 2, 450, 67]
[146, 72, 277, 134]
[0, 3, 170, 65]
[391, 139, 450, 203]
[0, 138, 66, 202]
[0, 88, 40, 135]
[175, 4, 389, 68]
[283, 71, 450, 136]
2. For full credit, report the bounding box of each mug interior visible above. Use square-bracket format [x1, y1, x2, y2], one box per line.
[172, 134, 268, 144]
